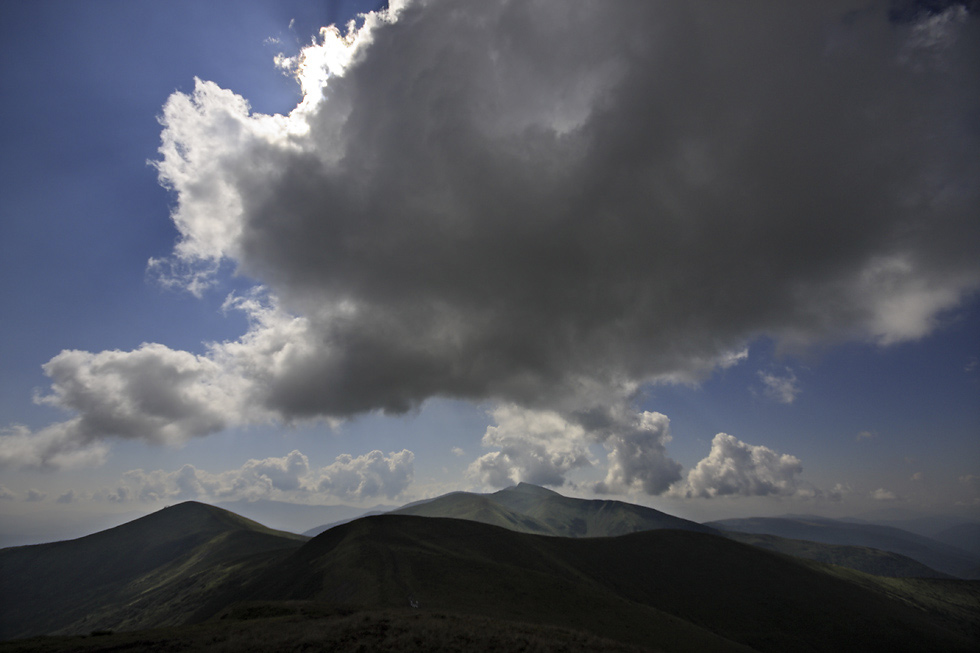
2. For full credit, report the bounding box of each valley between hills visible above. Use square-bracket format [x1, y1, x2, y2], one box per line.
[1, 483, 977, 652]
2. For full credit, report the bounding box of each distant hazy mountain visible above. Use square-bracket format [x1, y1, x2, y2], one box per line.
[214, 499, 394, 535]
[707, 516, 980, 579]
[309, 484, 967, 579]
[0, 502, 307, 639]
[302, 509, 391, 537]
[388, 482, 716, 537]
[721, 532, 953, 578]
[932, 522, 980, 558]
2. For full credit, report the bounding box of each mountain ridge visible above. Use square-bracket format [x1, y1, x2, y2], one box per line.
[3, 490, 978, 651]
[0, 502, 307, 639]
[708, 516, 980, 579]
[388, 483, 716, 538]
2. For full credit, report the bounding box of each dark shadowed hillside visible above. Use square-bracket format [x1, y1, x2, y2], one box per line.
[0, 502, 307, 639]
[3, 504, 978, 652]
[205, 514, 978, 653]
[0, 604, 652, 653]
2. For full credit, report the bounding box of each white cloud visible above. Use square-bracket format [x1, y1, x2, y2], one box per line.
[670, 433, 804, 499]
[0, 423, 109, 471]
[827, 483, 850, 502]
[5, 1, 979, 467]
[25, 489, 46, 502]
[0, 485, 14, 500]
[469, 404, 683, 495]
[451, 446, 464, 457]
[35, 344, 249, 445]
[871, 487, 899, 501]
[899, 5, 969, 69]
[757, 368, 801, 404]
[593, 411, 682, 495]
[856, 430, 876, 441]
[116, 448, 414, 504]
[468, 405, 595, 488]
[315, 449, 415, 501]
[56, 490, 77, 504]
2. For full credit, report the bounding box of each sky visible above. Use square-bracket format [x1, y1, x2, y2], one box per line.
[1, 0, 978, 544]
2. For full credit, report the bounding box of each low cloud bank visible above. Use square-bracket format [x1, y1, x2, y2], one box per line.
[105, 448, 414, 504]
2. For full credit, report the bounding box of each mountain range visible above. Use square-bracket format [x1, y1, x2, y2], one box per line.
[326, 482, 976, 580]
[1, 485, 978, 652]
[707, 516, 980, 579]
[390, 482, 717, 537]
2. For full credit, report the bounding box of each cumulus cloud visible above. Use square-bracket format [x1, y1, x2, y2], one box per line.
[957, 475, 980, 504]
[871, 487, 899, 501]
[116, 448, 413, 503]
[25, 489, 47, 502]
[468, 405, 595, 488]
[4, 1, 979, 475]
[0, 485, 14, 500]
[56, 490, 77, 504]
[315, 449, 415, 500]
[0, 424, 110, 471]
[757, 368, 801, 404]
[670, 433, 805, 498]
[468, 404, 683, 493]
[593, 410, 682, 495]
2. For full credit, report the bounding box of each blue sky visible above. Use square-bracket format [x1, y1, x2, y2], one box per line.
[1, 0, 978, 543]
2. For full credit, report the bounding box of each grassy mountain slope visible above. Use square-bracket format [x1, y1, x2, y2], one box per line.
[708, 516, 980, 579]
[391, 490, 559, 535]
[213, 515, 977, 653]
[0, 502, 307, 639]
[214, 515, 753, 653]
[0, 604, 653, 653]
[389, 482, 713, 538]
[495, 484, 716, 537]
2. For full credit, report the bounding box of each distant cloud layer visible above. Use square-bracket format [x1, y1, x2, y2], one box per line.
[107, 448, 414, 504]
[2, 1, 978, 494]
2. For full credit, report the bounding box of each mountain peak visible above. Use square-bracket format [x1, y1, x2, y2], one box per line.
[509, 482, 562, 496]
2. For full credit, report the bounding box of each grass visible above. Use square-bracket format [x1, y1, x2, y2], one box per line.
[215, 515, 978, 652]
[0, 604, 655, 653]
[392, 482, 714, 539]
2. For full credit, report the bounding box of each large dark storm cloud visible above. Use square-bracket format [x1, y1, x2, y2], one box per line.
[220, 0, 978, 416]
